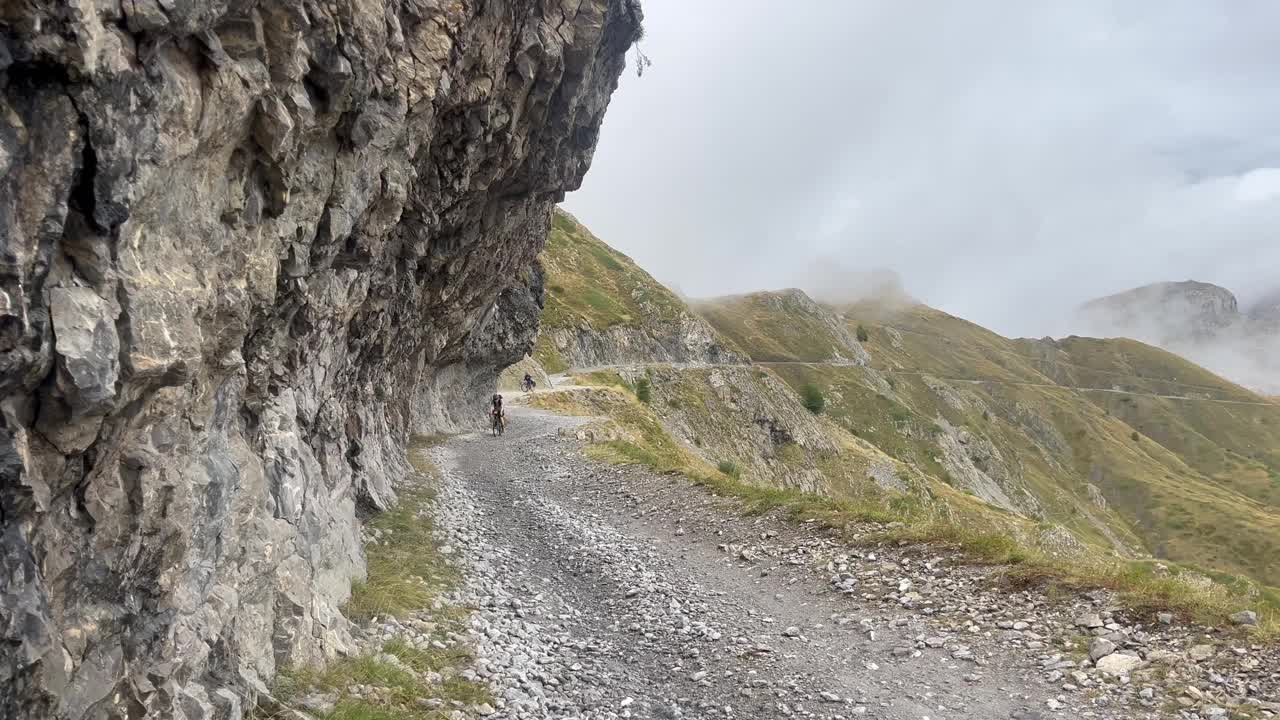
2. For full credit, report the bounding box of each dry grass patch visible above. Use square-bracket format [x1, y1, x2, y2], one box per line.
[345, 435, 455, 622]
[267, 633, 491, 720]
[344, 485, 456, 623]
[260, 434, 491, 720]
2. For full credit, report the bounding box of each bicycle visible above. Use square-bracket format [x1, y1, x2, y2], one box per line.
[491, 410, 505, 437]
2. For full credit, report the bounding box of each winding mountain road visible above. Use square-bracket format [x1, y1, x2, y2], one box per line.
[559, 361, 1278, 408]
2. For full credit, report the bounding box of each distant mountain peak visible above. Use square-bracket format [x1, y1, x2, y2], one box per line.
[1081, 280, 1239, 313]
[794, 262, 915, 306]
[1078, 280, 1240, 342]
[1076, 279, 1279, 393]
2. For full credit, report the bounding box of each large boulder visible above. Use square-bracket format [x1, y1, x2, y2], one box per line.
[1095, 653, 1144, 677]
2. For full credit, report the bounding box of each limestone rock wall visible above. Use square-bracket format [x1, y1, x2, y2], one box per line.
[0, 1, 640, 718]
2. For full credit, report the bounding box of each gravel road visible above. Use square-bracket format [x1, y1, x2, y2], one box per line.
[426, 406, 1198, 720]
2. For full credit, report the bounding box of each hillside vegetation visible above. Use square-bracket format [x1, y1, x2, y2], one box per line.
[530, 369, 1051, 547]
[691, 289, 868, 364]
[730, 299, 1280, 587]
[532, 211, 743, 373]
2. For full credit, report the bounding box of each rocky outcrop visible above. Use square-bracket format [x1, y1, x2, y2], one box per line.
[0, 2, 641, 718]
[933, 420, 1028, 514]
[1076, 281, 1280, 394]
[765, 289, 871, 365]
[694, 288, 871, 365]
[497, 354, 552, 393]
[1078, 281, 1241, 343]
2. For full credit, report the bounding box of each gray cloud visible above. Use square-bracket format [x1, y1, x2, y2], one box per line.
[564, 0, 1280, 338]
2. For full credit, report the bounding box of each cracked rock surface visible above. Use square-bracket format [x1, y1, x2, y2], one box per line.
[0, 2, 641, 717]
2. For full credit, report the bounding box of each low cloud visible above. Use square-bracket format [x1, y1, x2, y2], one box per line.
[567, 0, 1280, 340]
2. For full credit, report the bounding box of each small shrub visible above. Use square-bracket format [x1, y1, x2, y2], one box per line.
[666, 398, 680, 408]
[982, 410, 991, 422]
[856, 325, 870, 343]
[717, 460, 741, 479]
[887, 377, 897, 390]
[800, 383, 825, 414]
[635, 377, 652, 404]
[1131, 431, 1140, 442]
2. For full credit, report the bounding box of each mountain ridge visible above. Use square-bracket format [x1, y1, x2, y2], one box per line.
[690, 288, 871, 365]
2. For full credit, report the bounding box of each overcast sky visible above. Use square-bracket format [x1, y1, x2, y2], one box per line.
[563, 0, 1280, 338]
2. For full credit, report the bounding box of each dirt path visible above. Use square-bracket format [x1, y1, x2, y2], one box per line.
[426, 407, 1192, 720]
[560, 362, 1277, 408]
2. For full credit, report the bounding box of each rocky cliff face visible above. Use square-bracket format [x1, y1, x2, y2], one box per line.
[0, 2, 641, 718]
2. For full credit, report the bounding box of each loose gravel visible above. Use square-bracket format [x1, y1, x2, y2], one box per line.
[414, 407, 1279, 720]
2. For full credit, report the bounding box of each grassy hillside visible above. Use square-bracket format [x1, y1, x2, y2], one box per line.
[540, 210, 687, 332]
[526, 370, 1276, 633]
[533, 210, 742, 372]
[773, 300, 1280, 586]
[692, 289, 866, 363]
[530, 367, 1047, 544]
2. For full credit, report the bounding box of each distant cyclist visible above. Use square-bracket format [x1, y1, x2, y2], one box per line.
[522, 373, 536, 393]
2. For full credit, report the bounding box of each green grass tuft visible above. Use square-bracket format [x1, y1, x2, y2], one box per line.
[636, 376, 652, 404]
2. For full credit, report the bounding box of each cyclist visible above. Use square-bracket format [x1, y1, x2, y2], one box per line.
[490, 393, 505, 434]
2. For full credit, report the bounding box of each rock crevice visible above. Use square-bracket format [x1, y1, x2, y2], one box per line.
[0, 2, 641, 717]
